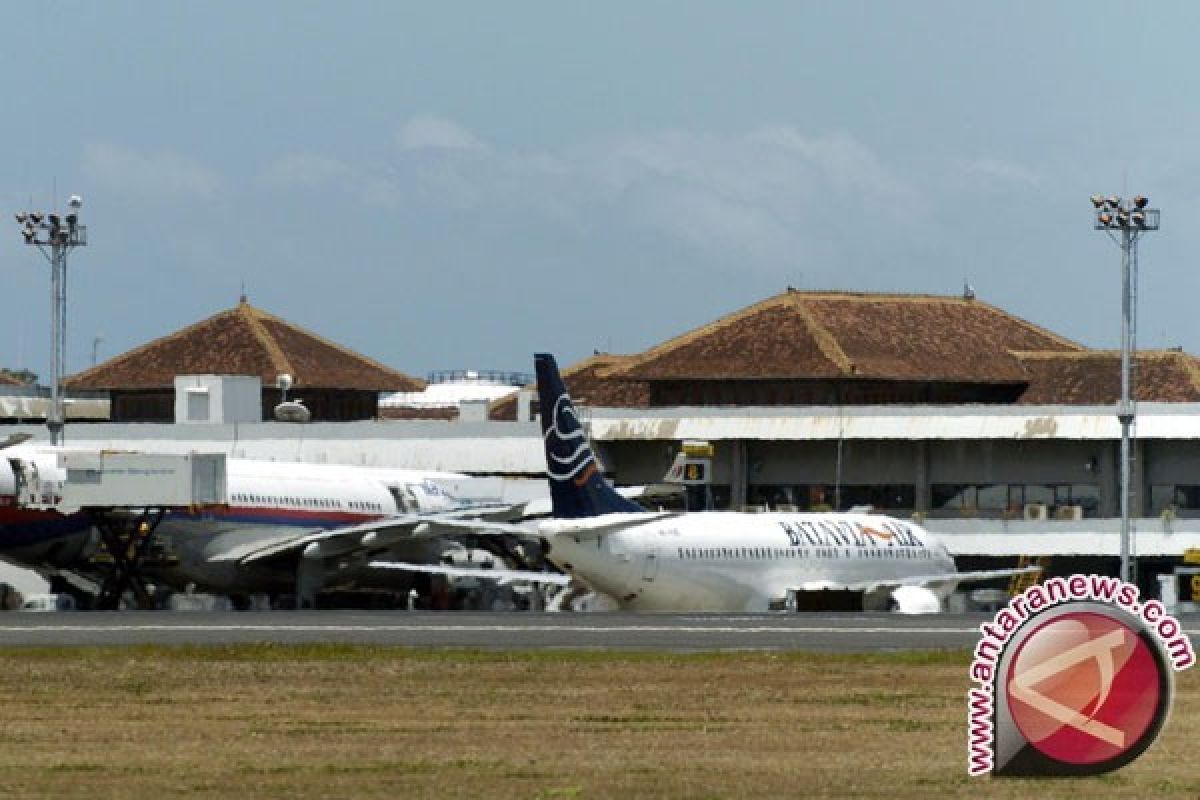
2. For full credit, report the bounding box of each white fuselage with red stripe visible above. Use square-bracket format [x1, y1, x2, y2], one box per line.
[0, 446, 473, 591]
[157, 458, 471, 591]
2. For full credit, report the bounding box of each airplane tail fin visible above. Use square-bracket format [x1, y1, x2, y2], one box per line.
[535, 353, 644, 519]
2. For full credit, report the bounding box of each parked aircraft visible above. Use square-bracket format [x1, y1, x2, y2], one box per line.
[0, 437, 521, 607]
[374, 353, 1034, 612]
[0, 436, 94, 568]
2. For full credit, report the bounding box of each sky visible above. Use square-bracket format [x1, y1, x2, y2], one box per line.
[2, 2, 1199, 383]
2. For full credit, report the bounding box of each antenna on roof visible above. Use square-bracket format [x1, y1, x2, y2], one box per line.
[963, 279, 976, 300]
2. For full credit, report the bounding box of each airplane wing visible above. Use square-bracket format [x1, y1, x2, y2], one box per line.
[368, 560, 571, 586]
[784, 566, 1042, 614]
[233, 508, 674, 567]
[236, 514, 536, 565]
[790, 565, 1042, 595]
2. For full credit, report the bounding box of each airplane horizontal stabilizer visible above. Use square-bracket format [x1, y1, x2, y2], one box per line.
[518, 486, 656, 519]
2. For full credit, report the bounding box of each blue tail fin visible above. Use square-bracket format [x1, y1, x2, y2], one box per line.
[535, 353, 644, 519]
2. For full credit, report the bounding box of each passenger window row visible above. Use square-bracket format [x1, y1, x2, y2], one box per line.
[228, 493, 385, 513]
[676, 546, 933, 561]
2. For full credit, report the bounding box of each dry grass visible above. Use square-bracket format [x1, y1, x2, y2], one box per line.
[0, 645, 1195, 799]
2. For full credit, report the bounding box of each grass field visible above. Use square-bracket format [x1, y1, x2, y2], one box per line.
[0, 645, 1195, 799]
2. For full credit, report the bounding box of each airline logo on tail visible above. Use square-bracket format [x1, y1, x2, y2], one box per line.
[535, 352, 644, 519]
[543, 392, 597, 485]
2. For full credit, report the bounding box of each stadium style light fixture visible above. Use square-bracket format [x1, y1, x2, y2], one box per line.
[13, 195, 88, 445]
[1091, 193, 1160, 586]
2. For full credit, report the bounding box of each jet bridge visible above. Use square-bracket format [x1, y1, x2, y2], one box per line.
[57, 451, 226, 511]
[51, 452, 227, 609]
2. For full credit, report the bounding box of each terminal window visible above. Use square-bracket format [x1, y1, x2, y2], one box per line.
[747, 484, 915, 512]
[1150, 485, 1200, 515]
[932, 483, 1099, 516]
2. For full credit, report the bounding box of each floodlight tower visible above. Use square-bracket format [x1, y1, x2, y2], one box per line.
[14, 195, 87, 445]
[1090, 193, 1159, 585]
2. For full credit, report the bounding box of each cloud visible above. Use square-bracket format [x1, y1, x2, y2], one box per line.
[621, 180, 804, 266]
[368, 121, 920, 272]
[397, 114, 488, 153]
[82, 143, 222, 198]
[259, 153, 354, 188]
[954, 157, 1042, 187]
[747, 127, 916, 202]
[242, 117, 928, 284]
[576, 127, 922, 264]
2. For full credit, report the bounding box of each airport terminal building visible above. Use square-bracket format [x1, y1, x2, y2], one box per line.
[12, 289, 1200, 595]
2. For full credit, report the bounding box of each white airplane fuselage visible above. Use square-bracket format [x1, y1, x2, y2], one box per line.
[0, 446, 93, 566]
[540, 511, 957, 612]
[0, 447, 475, 593]
[152, 459, 472, 592]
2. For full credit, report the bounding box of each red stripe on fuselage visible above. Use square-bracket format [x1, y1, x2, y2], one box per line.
[196, 506, 385, 527]
[0, 506, 67, 524]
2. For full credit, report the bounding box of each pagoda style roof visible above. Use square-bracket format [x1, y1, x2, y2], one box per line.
[608, 290, 1084, 384]
[66, 299, 423, 392]
[1015, 350, 1200, 404]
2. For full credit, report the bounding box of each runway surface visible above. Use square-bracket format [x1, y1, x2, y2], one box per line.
[3, 611, 1197, 651]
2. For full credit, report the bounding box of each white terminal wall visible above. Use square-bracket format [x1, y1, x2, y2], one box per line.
[174, 375, 262, 425]
[24, 402, 1200, 475]
[13, 403, 1200, 557]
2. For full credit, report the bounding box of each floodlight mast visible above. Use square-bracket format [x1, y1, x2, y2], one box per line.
[1091, 194, 1159, 585]
[14, 196, 88, 445]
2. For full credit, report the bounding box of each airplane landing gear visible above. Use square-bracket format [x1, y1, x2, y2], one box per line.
[88, 508, 168, 610]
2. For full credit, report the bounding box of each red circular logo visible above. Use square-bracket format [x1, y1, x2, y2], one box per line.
[1006, 611, 1161, 765]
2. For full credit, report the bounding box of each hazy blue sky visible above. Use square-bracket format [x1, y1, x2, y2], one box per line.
[2, 2, 1198, 381]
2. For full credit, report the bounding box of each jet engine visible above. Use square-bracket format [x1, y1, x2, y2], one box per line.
[889, 585, 943, 614]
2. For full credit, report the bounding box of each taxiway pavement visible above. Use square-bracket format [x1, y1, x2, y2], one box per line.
[6, 611, 1194, 651]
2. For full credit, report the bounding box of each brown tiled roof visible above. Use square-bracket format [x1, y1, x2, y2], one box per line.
[0, 372, 22, 387]
[610, 290, 1084, 383]
[66, 300, 423, 392]
[1015, 351, 1200, 404]
[489, 354, 651, 419]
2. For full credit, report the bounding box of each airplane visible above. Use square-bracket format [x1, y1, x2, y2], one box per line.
[0, 435, 95, 569]
[0, 436, 526, 608]
[373, 353, 1036, 613]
